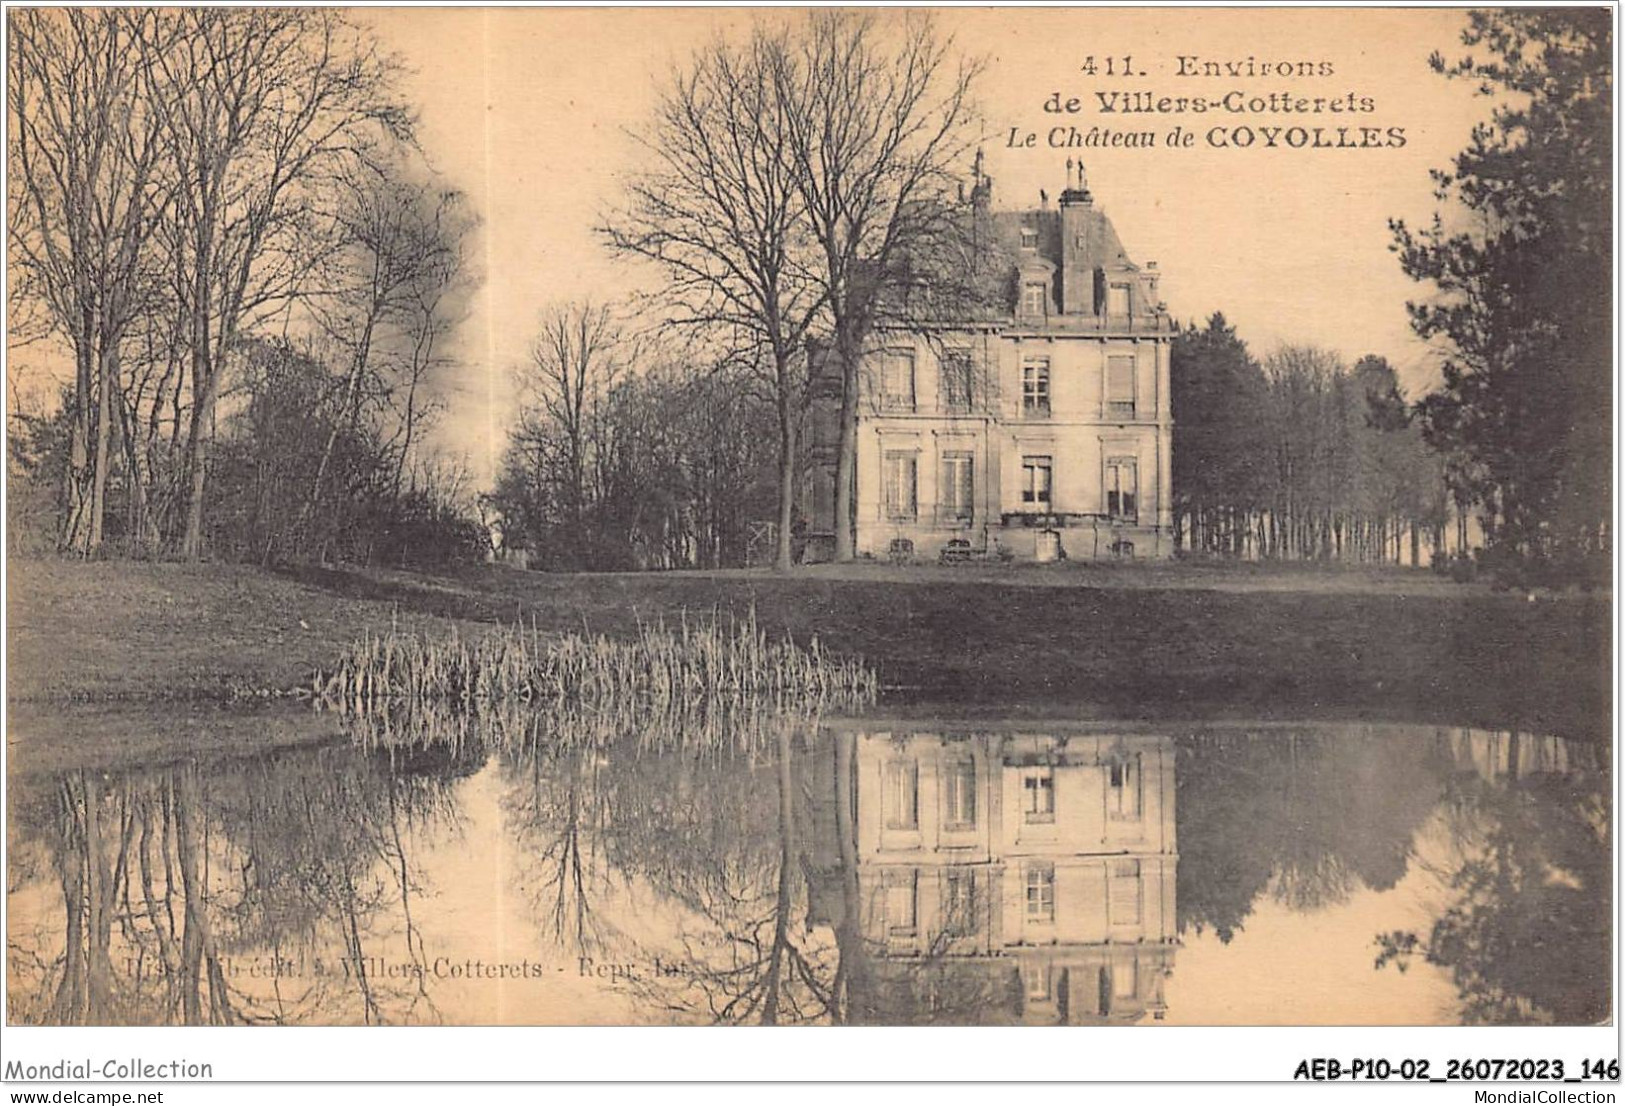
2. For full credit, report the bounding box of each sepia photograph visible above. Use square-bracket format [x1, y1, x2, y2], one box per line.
[1, 1, 1616, 1090]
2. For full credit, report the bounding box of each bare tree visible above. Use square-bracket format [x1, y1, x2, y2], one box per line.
[142, 9, 410, 559]
[507, 301, 629, 565]
[8, 9, 171, 554]
[604, 28, 826, 570]
[384, 186, 475, 503]
[297, 159, 473, 547]
[774, 11, 983, 560]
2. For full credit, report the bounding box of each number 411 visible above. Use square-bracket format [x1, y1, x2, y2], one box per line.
[1080, 56, 1138, 77]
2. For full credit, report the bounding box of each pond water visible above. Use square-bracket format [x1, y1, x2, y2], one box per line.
[6, 706, 1610, 1026]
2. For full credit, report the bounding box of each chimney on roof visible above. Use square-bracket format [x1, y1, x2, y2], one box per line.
[969, 146, 992, 209]
[1059, 163, 1096, 314]
[1059, 158, 1093, 207]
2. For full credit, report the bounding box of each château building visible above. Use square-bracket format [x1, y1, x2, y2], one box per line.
[804, 161, 1175, 561]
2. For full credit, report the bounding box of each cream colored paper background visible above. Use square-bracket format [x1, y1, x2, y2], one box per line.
[353, 7, 1484, 478]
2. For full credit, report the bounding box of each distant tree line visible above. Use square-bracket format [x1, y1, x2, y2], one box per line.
[7, 9, 483, 567]
[1175, 10, 1609, 584]
[1172, 315, 1450, 565]
[485, 304, 779, 570]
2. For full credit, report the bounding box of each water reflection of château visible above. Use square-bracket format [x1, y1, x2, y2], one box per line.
[807, 728, 1178, 1024]
[8, 707, 1607, 1027]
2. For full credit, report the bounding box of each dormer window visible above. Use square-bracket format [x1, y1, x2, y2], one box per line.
[1021, 282, 1048, 316]
[1020, 224, 1038, 251]
[1107, 282, 1131, 318]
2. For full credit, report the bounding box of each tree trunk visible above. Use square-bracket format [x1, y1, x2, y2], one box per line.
[179, 366, 218, 562]
[775, 389, 797, 572]
[832, 363, 858, 562]
[87, 342, 118, 553]
[832, 730, 868, 1023]
[180, 228, 216, 562]
[60, 336, 95, 554]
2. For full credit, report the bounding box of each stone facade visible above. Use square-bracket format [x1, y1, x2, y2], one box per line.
[805, 165, 1175, 562]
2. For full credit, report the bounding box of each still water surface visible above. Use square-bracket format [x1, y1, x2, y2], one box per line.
[6, 707, 1610, 1026]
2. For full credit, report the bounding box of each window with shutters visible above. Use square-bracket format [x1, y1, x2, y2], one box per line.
[884, 451, 918, 521]
[1106, 355, 1136, 418]
[881, 350, 916, 411]
[1108, 859, 1142, 926]
[943, 757, 977, 829]
[940, 452, 974, 524]
[940, 349, 973, 412]
[884, 759, 919, 829]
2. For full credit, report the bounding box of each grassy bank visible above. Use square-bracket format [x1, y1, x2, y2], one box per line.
[6, 558, 1611, 741]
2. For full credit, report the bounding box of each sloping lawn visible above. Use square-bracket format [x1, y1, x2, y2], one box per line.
[6, 558, 1610, 742]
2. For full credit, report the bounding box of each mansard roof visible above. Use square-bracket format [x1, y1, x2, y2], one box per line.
[992, 201, 1138, 274]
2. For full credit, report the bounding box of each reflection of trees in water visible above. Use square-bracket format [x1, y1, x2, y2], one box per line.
[1376, 732, 1610, 1025]
[488, 708, 1015, 1025]
[493, 706, 842, 1023]
[1176, 727, 1445, 942]
[1171, 723, 1609, 1025]
[502, 738, 618, 956]
[8, 742, 463, 1026]
[488, 699, 799, 959]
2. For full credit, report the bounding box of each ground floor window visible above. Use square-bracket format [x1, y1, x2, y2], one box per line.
[940, 452, 974, 523]
[1105, 456, 1138, 523]
[1022, 455, 1053, 512]
[884, 450, 918, 520]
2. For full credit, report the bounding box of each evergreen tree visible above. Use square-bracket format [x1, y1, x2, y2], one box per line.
[1392, 10, 1611, 575]
[1170, 313, 1269, 554]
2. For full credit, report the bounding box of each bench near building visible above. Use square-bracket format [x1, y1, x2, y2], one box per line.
[804, 162, 1174, 562]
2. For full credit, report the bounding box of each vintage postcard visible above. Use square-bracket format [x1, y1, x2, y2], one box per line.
[3, 2, 1615, 1087]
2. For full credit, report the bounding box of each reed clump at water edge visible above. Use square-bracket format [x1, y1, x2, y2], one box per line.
[344, 692, 823, 762]
[315, 609, 879, 715]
